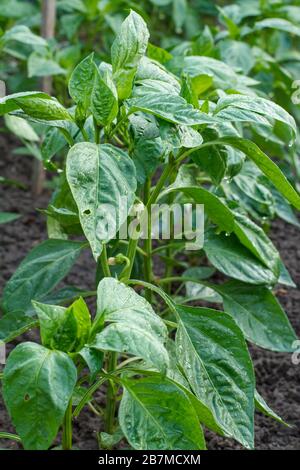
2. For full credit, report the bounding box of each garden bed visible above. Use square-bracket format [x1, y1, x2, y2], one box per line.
[0, 133, 299, 450]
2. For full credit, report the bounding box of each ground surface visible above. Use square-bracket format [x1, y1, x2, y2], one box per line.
[0, 133, 299, 450]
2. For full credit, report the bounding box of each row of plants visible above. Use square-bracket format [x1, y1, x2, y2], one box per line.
[0, 4, 299, 450]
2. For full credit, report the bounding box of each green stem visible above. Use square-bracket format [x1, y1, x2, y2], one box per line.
[0, 432, 21, 443]
[79, 125, 89, 141]
[144, 177, 152, 303]
[105, 352, 118, 435]
[100, 244, 111, 277]
[62, 399, 73, 450]
[94, 118, 100, 144]
[121, 160, 175, 282]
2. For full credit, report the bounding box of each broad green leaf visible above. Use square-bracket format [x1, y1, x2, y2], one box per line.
[130, 114, 163, 184]
[214, 95, 297, 141]
[219, 40, 255, 74]
[92, 278, 169, 372]
[3, 342, 77, 450]
[68, 53, 96, 112]
[159, 121, 203, 152]
[0, 91, 49, 115]
[127, 93, 221, 126]
[217, 137, 300, 210]
[191, 145, 226, 185]
[91, 68, 118, 126]
[183, 267, 222, 303]
[119, 376, 206, 450]
[111, 11, 149, 100]
[14, 96, 72, 122]
[175, 305, 255, 448]
[169, 56, 257, 91]
[160, 176, 234, 233]
[2, 25, 47, 47]
[204, 230, 277, 285]
[2, 239, 84, 314]
[0, 212, 20, 224]
[253, 18, 300, 37]
[4, 115, 39, 142]
[233, 211, 280, 275]
[147, 43, 173, 64]
[41, 127, 67, 161]
[134, 57, 180, 96]
[165, 340, 224, 435]
[32, 297, 91, 353]
[278, 260, 296, 288]
[28, 52, 66, 78]
[0, 311, 38, 343]
[66, 143, 137, 260]
[255, 390, 289, 427]
[215, 281, 298, 352]
[78, 347, 103, 377]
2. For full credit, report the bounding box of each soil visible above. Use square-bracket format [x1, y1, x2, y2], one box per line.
[0, 133, 299, 450]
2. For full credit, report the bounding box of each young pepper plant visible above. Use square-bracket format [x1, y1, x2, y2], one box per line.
[0, 10, 299, 450]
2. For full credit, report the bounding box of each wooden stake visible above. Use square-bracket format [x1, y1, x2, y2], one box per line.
[32, 0, 56, 197]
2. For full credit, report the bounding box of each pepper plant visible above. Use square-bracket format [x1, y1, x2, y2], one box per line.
[0, 10, 300, 450]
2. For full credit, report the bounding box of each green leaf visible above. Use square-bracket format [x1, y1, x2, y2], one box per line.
[175, 305, 255, 449]
[215, 281, 298, 352]
[191, 145, 226, 185]
[215, 95, 297, 142]
[160, 176, 234, 234]
[217, 137, 300, 210]
[92, 278, 169, 372]
[119, 376, 206, 450]
[4, 115, 39, 142]
[130, 114, 163, 184]
[255, 390, 289, 427]
[147, 43, 173, 64]
[0, 211, 20, 224]
[2, 239, 84, 314]
[78, 347, 103, 377]
[134, 57, 180, 96]
[66, 143, 137, 260]
[233, 211, 280, 275]
[165, 340, 225, 435]
[111, 10, 149, 100]
[3, 342, 77, 450]
[127, 93, 221, 126]
[204, 230, 277, 285]
[91, 68, 118, 126]
[68, 53, 96, 112]
[32, 297, 91, 353]
[0, 91, 49, 115]
[219, 40, 254, 74]
[0, 311, 38, 343]
[28, 52, 66, 78]
[2, 25, 47, 47]
[183, 267, 222, 303]
[14, 96, 72, 122]
[253, 18, 300, 37]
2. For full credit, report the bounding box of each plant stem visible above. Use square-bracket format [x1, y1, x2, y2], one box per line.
[94, 118, 100, 144]
[62, 399, 73, 450]
[144, 177, 152, 303]
[0, 432, 21, 442]
[100, 244, 111, 277]
[121, 160, 175, 282]
[80, 125, 89, 141]
[105, 352, 118, 435]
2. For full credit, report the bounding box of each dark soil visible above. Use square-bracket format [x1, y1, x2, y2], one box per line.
[0, 133, 299, 450]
